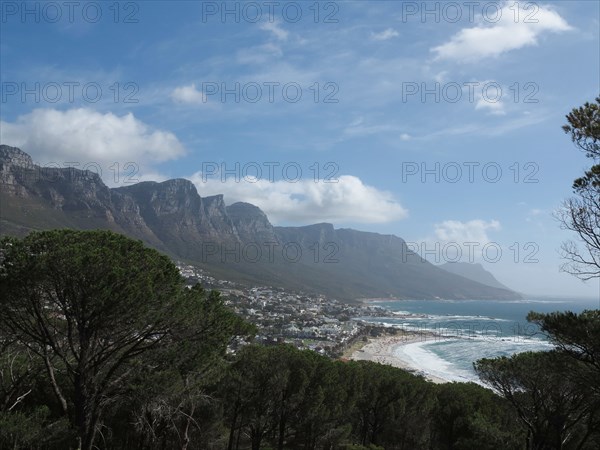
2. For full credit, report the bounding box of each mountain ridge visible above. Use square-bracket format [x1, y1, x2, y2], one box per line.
[438, 262, 516, 292]
[0, 145, 521, 301]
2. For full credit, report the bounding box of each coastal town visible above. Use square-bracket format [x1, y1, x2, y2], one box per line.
[177, 261, 400, 358]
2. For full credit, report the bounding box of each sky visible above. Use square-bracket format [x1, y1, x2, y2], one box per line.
[1, 0, 599, 298]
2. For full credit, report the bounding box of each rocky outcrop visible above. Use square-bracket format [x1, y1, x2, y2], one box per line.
[227, 202, 277, 244]
[0, 145, 34, 168]
[114, 181, 239, 258]
[1, 145, 37, 197]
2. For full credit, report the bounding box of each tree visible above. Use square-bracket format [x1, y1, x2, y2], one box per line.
[526, 310, 600, 445]
[348, 361, 434, 449]
[293, 358, 353, 450]
[432, 382, 522, 450]
[0, 339, 70, 449]
[475, 351, 598, 450]
[0, 340, 37, 414]
[129, 286, 253, 450]
[557, 97, 600, 279]
[527, 310, 600, 375]
[562, 97, 600, 159]
[0, 230, 245, 450]
[221, 345, 281, 450]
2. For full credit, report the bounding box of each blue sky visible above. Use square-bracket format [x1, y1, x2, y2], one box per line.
[1, 0, 599, 298]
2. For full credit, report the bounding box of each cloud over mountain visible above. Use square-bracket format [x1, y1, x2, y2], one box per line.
[191, 173, 408, 225]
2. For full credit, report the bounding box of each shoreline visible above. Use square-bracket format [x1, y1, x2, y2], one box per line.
[348, 331, 449, 384]
[359, 298, 445, 303]
[359, 298, 405, 304]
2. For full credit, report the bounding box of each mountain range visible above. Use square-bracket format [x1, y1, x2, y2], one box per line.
[0, 145, 521, 301]
[437, 262, 514, 292]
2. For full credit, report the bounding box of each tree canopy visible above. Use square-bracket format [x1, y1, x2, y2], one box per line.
[475, 351, 598, 450]
[0, 230, 251, 450]
[473, 98, 600, 450]
[558, 97, 600, 279]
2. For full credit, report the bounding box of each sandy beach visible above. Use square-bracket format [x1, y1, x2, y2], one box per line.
[349, 332, 448, 384]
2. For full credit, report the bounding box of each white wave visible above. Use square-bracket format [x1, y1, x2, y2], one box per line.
[393, 336, 554, 385]
[394, 340, 479, 384]
[369, 313, 511, 322]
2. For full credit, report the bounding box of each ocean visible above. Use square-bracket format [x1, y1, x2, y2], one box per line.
[361, 297, 600, 384]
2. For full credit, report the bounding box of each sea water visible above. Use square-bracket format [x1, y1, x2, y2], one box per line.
[361, 297, 600, 384]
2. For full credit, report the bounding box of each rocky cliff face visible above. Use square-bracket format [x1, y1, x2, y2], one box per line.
[0, 144, 166, 245]
[0, 145, 522, 301]
[203, 194, 239, 239]
[114, 180, 240, 258]
[1, 145, 38, 197]
[0, 145, 34, 168]
[227, 202, 278, 244]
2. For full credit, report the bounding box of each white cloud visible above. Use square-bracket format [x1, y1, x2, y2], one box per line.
[343, 117, 404, 137]
[462, 79, 507, 115]
[190, 173, 408, 225]
[434, 219, 501, 243]
[432, 2, 571, 62]
[525, 208, 546, 223]
[371, 28, 399, 41]
[171, 83, 208, 104]
[413, 219, 502, 263]
[434, 71, 449, 83]
[418, 109, 552, 140]
[475, 97, 506, 115]
[0, 108, 185, 185]
[260, 20, 289, 41]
